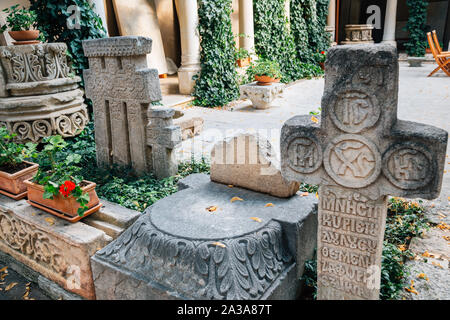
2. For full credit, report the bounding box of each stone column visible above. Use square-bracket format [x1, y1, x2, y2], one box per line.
[239, 0, 255, 52]
[175, 0, 201, 95]
[327, 0, 336, 44]
[381, 0, 397, 46]
[284, 0, 290, 26]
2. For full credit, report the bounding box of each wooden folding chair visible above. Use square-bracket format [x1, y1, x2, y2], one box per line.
[427, 31, 450, 77]
[432, 30, 448, 55]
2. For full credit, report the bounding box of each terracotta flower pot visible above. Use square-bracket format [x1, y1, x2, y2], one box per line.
[237, 57, 250, 68]
[8, 30, 40, 42]
[254, 75, 280, 86]
[0, 161, 38, 200]
[24, 179, 101, 222]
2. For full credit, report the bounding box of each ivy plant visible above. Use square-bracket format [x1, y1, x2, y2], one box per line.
[192, 0, 239, 107]
[404, 0, 429, 57]
[29, 0, 106, 78]
[0, 127, 37, 169]
[0, 5, 38, 33]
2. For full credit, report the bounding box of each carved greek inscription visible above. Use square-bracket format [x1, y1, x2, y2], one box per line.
[331, 91, 380, 133]
[287, 135, 322, 173]
[319, 274, 374, 299]
[324, 135, 381, 188]
[317, 186, 386, 299]
[383, 143, 433, 190]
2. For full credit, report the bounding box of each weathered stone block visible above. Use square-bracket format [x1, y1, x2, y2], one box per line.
[83, 36, 162, 176]
[0, 195, 140, 300]
[91, 174, 318, 300]
[211, 133, 299, 198]
[240, 82, 284, 109]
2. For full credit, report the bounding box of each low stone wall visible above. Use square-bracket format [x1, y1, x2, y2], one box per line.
[0, 195, 140, 299]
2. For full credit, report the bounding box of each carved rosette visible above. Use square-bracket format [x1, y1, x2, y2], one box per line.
[3, 108, 89, 143]
[0, 209, 68, 275]
[95, 216, 293, 300]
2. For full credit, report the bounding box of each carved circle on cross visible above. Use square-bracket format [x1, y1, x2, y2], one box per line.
[382, 142, 434, 190]
[285, 132, 323, 174]
[330, 90, 380, 134]
[324, 134, 382, 188]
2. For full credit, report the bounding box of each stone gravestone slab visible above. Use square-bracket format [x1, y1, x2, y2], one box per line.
[280, 44, 448, 300]
[83, 36, 162, 175]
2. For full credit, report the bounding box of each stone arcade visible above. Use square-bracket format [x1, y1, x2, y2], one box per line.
[280, 44, 448, 300]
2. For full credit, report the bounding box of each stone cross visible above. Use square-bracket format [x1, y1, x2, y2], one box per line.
[280, 44, 448, 300]
[146, 107, 181, 179]
[82, 36, 162, 174]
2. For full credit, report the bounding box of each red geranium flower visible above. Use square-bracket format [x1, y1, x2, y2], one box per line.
[59, 180, 76, 197]
[321, 51, 325, 54]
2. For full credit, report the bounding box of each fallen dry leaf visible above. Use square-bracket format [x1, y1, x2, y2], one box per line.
[398, 244, 407, 252]
[315, 192, 319, 199]
[5, 282, 18, 291]
[227, 185, 233, 188]
[230, 196, 244, 203]
[212, 242, 226, 248]
[0, 266, 7, 273]
[311, 116, 319, 124]
[422, 251, 432, 258]
[264, 203, 274, 207]
[250, 217, 262, 223]
[300, 192, 309, 197]
[417, 273, 429, 281]
[432, 261, 444, 269]
[44, 217, 55, 226]
[206, 206, 217, 212]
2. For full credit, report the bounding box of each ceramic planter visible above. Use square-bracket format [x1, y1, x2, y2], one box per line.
[237, 57, 251, 68]
[0, 161, 39, 200]
[255, 75, 280, 86]
[24, 179, 101, 222]
[8, 30, 40, 45]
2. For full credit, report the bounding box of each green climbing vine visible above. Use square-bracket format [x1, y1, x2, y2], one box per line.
[29, 0, 106, 77]
[254, 0, 303, 82]
[290, 0, 330, 64]
[404, 0, 429, 57]
[193, 0, 239, 107]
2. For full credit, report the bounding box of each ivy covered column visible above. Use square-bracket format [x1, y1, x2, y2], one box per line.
[88, 0, 109, 34]
[239, 0, 255, 53]
[382, 0, 398, 46]
[175, 0, 201, 94]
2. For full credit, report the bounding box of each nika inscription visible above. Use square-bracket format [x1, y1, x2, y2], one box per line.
[280, 44, 448, 300]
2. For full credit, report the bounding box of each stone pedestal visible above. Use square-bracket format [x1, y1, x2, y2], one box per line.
[240, 82, 284, 109]
[173, 110, 204, 140]
[91, 173, 318, 300]
[0, 43, 89, 142]
[341, 25, 374, 45]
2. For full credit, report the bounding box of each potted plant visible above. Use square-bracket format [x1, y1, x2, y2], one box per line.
[25, 135, 101, 222]
[404, 0, 428, 67]
[0, 4, 40, 44]
[315, 51, 327, 70]
[249, 58, 282, 86]
[0, 127, 38, 200]
[236, 47, 251, 68]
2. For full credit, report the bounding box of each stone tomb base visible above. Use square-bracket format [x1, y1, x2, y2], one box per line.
[91, 173, 318, 300]
[0, 196, 140, 299]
